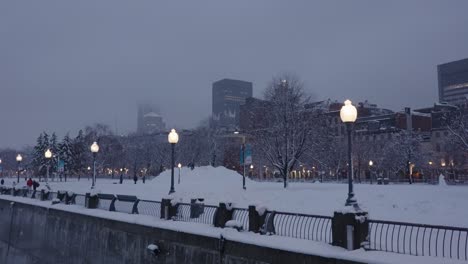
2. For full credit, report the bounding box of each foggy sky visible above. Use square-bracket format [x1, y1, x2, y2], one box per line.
[1, 0, 468, 148]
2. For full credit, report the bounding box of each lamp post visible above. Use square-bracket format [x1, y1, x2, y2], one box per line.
[178, 163, 182, 184]
[16, 154, 22, 183]
[168, 129, 179, 194]
[428, 161, 434, 183]
[234, 131, 247, 190]
[368, 160, 373, 184]
[90, 142, 99, 189]
[340, 99, 358, 207]
[0, 158, 2, 178]
[45, 149, 52, 183]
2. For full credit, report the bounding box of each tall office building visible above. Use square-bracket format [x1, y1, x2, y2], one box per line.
[438, 58, 468, 105]
[212, 78, 253, 129]
[137, 104, 166, 134]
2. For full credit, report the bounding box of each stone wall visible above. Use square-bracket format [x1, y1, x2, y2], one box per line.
[0, 198, 363, 264]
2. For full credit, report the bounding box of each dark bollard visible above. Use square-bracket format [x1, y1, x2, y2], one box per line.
[332, 210, 369, 250]
[248, 205, 267, 233]
[161, 198, 178, 220]
[85, 193, 99, 209]
[190, 198, 205, 218]
[214, 202, 233, 228]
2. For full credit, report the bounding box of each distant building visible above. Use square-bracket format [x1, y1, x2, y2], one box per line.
[137, 104, 166, 134]
[438, 58, 468, 105]
[212, 78, 253, 129]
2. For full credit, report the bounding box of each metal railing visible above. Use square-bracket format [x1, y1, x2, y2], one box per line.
[174, 203, 217, 225]
[270, 211, 332, 243]
[367, 219, 468, 261]
[232, 208, 249, 231]
[136, 200, 161, 218]
[2, 186, 468, 261]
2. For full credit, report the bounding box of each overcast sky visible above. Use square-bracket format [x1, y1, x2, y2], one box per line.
[1, 1, 468, 148]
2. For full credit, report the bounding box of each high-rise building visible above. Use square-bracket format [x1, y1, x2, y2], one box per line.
[438, 58, 468, 105]
[212, 78, 253, 129]
[137, 104, 166, 134]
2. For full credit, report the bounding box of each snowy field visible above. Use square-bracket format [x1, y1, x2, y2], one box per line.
[3, 166, 468, 228]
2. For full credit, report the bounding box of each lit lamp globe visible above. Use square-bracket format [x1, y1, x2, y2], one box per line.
[369, 160, 373, 167]
[340, 100, 357, 123]
[178, 163, 182, 168]
[45, 149, 52, 159]
[168, 129, 179, 144]
[90, 142, 99, 153]
[16, 154, 23, 162]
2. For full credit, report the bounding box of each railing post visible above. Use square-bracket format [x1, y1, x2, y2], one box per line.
[248, 205, 267, 233]
[161, 198, 177, 220]
[332, 210, 369, 250]
[214, 202, 233, 228]
[85, 192, 99, 209]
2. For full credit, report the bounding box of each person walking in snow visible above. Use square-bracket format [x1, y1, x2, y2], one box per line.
[32, 180, 40, 191]
[119, 173, 123, 184]
[133, 175, 138, 184]
[27, 178, 33, 190]
[0, 179, 4, 186]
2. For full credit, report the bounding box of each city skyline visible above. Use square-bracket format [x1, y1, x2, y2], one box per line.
[1, 1, 468, 148]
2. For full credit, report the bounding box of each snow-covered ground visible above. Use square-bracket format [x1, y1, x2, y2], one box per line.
[3, 166, 468, 227]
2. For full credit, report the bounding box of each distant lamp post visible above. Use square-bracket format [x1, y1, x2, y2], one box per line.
[168, 129, 179, 194]
[90, 142, 99, 189]
[178, 163, 182, 184]
[16, 154, 23, 183]
[45, 149, 52, 183]
[234, 131, 247, 190]
[0, 158, 2, 178]
[340, 99, 358, 207]
[368, 160, 373, 184]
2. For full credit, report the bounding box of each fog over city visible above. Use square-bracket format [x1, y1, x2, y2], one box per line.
[1, 0, 468, 148]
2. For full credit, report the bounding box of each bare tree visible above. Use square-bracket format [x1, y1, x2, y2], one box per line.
[252, 74, 312, 188]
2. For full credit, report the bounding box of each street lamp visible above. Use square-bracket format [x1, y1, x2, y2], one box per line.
[340, 99, 358, 207]
[168, 129, 179, 194]
[16, 154, 23, 183]
[45, 149, 52, 183]
[368, 160, 373, 184]
[234, 131, 247, 190]
[0, 158, 2, 178]
[90, 142, 99, 189]
[178, 163, 182, 184]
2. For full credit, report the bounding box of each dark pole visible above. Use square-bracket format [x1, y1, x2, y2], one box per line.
[92, 152, 96, 189]
[169, 143, 175, 194]
[370, 166, 373, 184]
[178, 166, 180, 184]
[16, 161, 20, 183]
[242, 142, 246, 190]
[345, 123, 357, 206]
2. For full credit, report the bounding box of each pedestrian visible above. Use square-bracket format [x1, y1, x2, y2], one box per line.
[27, 178, 33, 190]
[0, 179, 4, 185]
[143, 175, 146, 184]
[32, 180, 40, 191]
[133, 175, 137, 184]
[119, 173, 123, 184]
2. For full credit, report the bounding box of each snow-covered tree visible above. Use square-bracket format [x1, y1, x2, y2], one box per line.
[252, 74, 313, 188]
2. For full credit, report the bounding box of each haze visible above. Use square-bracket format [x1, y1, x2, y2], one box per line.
[1, 0, 468, 148]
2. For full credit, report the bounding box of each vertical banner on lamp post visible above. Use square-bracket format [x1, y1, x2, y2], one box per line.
[240, 144, 252, 165]
[58, 160, 65, 173]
